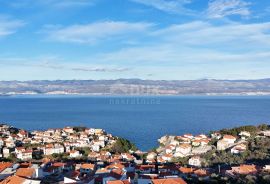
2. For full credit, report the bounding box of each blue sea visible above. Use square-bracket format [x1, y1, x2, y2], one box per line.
[0, 95, 270, 150]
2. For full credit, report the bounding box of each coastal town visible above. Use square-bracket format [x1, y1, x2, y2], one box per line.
[0, 123, 270, 183]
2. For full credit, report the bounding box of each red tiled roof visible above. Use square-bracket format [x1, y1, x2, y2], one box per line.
[106, 163, 125, 170]
[151, 178, 187, 184]
[179, 143, 191, 148]
[107, 180, 131, 184]
[136, 165, 155, 170]
[52, 162, 65, 167]
[223, 135, 236, 140]
[19, 130, 27, 135]
[0, 175, 26, 184]
[232, 164, 258, 175]
[81, 163, 95, 170]
[23, 150, 33, 153]
[109, 168, 125, 180]
[19, 162, 32, 168]
[179, 167, 194, 174]
[163, 153, 173, 157]
[16, 147, 25, 151]
[0, 162, 13, 172]
[194, 169, 210, 177]
[16, 168, 35, 178]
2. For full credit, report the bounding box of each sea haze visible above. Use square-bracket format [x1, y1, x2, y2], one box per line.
[0, 95, 270, 150]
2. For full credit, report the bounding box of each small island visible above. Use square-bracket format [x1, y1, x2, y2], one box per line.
[0, 123, 270, 183]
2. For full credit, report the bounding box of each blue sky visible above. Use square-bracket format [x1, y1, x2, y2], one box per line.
[0, 0, 270, 80]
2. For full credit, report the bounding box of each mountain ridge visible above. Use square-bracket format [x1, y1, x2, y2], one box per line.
[1, 78, 270, 95]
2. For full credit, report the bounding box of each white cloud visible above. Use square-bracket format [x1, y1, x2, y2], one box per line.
[38, 19, 270, 79]
[153, 21, 270, 48]
[0, 16, 25, 37]
[92, 21, 270, 67]
[0, 56, 130, 73]
[91, 45, 270, 79]
[4, 20, 270, 79]
[130, 0, 193, 14]
[71, 67, 130, 72]
[97, 45, 270, 65]
[43, 21, 154, 44]
[207, 0, 251, 18]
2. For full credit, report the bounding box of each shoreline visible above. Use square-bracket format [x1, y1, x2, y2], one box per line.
[1, 96, 269, 151]
[3, 122, 269, 151]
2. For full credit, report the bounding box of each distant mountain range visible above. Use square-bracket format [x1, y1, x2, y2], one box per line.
[1, 79, 270, 95]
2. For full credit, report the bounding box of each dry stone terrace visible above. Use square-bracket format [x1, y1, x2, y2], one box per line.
[0, 123, 270, 183]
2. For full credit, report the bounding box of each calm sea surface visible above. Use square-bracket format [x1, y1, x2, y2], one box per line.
[0, 95, 270, 150]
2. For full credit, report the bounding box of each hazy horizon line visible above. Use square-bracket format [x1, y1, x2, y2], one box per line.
[1, 78, 270, 82]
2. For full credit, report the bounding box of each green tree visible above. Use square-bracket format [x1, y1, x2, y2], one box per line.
[110, 137, 137, 153]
